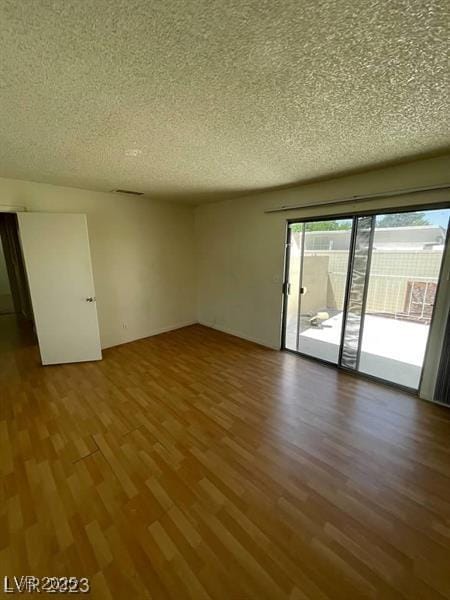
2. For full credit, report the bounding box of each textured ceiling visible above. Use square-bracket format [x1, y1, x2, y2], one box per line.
[0, 0, 448, 204]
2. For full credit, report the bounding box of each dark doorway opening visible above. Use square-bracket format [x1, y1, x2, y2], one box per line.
[0, 213, 35, 353]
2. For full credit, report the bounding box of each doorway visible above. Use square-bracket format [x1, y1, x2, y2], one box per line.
[0, 212, 35, 352]
[282, 206, 450, 391]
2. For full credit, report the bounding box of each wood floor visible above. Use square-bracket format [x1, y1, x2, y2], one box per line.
[1, 320, 450, 599]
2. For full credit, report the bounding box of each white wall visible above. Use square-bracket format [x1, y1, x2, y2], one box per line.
[0, 177, 196, 349]
[195, 155, 450, 351]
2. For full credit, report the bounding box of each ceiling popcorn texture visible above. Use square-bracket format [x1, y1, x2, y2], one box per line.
[0, 0, 448, 204]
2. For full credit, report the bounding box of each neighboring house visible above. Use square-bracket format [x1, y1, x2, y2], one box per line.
[304, 225, 446, 251]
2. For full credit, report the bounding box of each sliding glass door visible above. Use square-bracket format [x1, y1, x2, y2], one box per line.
[283, 207, 450, 390]
[358, 209, 449, 388]
[284, 218, 353, 363]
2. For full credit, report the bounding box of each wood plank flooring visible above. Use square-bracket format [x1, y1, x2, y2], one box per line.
[1, 321, 450, 599]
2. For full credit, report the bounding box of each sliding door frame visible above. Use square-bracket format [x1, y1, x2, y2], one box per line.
[339, 215, 376, 371]
[337, 216, 357, 366]
[280, 223, 292, 352]
[281, 201, 450, 395]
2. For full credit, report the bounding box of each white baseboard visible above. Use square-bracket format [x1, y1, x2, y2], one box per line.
[102, 320, 280, 351]
[198, 320, 279, 350]
[102, 320, 197, 350]
[146, 320, 198, 337]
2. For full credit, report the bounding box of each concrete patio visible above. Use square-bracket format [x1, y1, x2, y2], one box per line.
[286, 313, 429, 388]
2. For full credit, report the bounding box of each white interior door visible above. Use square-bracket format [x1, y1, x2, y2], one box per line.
[17, 212, 102, 365]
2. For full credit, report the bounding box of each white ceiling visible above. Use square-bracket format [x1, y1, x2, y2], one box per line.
[0, 0, 448, 204]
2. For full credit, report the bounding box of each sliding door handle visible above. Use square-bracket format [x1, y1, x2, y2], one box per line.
[86, 297, 96, 302]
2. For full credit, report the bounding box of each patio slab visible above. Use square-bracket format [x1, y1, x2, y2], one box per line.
[287, 313, 429, 389]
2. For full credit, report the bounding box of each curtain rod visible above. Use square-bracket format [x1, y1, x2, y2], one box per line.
[264, 183, 450, 214]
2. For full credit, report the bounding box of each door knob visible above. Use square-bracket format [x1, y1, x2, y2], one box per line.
[86, 297, 96, 302]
